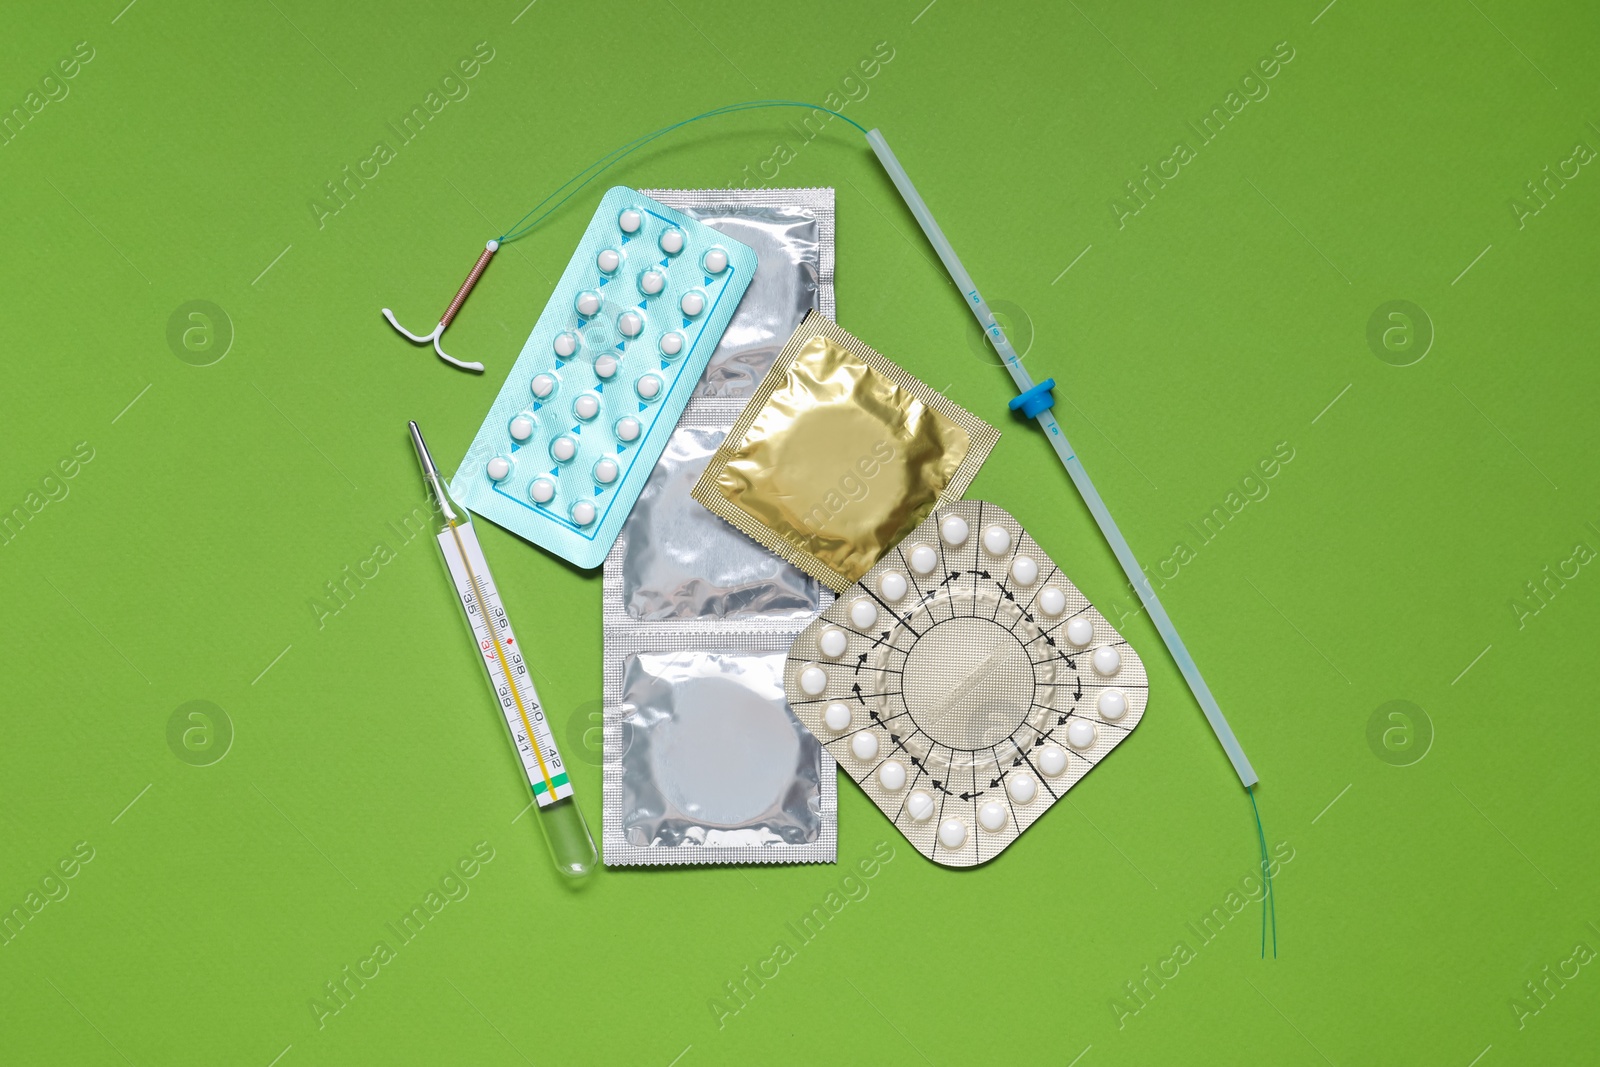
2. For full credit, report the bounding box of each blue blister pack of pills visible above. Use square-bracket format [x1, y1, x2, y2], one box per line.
[450, 187, 758, 569]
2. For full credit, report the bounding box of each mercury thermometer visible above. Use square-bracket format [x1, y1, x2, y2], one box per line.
[409, 421, 597, 878]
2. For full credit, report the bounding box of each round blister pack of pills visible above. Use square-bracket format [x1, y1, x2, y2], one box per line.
[783, 500, 1147, 868]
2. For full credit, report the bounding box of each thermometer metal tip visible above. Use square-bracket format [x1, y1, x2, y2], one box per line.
[408, 420, 459, 525]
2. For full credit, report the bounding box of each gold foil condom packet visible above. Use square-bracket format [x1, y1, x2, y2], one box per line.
[692, 313, 999, 592]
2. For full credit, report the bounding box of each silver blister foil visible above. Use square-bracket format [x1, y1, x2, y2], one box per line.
[639, 188, 835, 398]
[614, 649, 826, 850]
[619, 409, 821, 622]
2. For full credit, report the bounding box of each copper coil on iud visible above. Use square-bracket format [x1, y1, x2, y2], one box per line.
[382, 239, 499, 372]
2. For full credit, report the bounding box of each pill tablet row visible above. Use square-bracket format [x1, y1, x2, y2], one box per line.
[449, 187, 758, 569]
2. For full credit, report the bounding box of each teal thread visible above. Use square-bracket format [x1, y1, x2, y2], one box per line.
[497, 101, 869, 244]
[1248, 786, 1277, 958]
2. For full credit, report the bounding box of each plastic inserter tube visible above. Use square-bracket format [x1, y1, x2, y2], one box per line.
[865, 128, 1259, 788]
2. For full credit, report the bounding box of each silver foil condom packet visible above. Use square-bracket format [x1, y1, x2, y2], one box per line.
[602, 188, 837, 865]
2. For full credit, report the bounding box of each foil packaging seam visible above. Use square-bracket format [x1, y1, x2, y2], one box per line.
[692, 312, 1002, 592]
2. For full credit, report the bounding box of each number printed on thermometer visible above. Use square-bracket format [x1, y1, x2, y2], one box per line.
[438, 522, 573, 807]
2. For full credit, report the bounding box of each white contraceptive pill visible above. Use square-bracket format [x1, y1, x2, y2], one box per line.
[982, 525, 1011, 555]
[878, 760, 906, 791]
[530, 477, 555, 504]
[485, 457, 510, 481]
[1006, 773, 1037, 804]
[449, 187, 757, 569]
[852, 731, 879, 761]
[703, 248, 728, 274]
[786, 501, 1147, 868]
[824, 702, 852, 732]
[593, 458, 619, 485]
[907, 790, 935, 821]
[1067, 719, 1097, 750]
[1099, 689, 1128, 720]
[799, 665, 827, 696]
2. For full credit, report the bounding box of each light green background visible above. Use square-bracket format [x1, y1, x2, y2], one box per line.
[4, 0, 1598, 1063]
